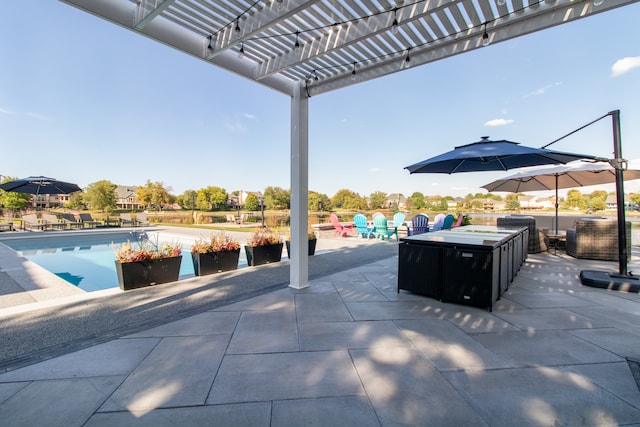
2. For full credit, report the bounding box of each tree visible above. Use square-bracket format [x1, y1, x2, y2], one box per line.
[264, 186, 290, 210]
[407, 192, 427, 210]
[176, 190, 197, 209]
[331, 189, 367, 210]
[564, 189, 586, 210]
[136, 180, 171, 210]
[0, 176, 32, 209]
[308, 191, 331, 211]
[244, 193, 260, 211]
[196, 186, 228, 211]
[65, 192, 86, 210]
[368, 191, 387, 210]
[84, 180, 117, 212]
[505, 194, 520, 210]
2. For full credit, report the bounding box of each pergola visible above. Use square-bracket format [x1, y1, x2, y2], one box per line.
[61, 0, 638, 289]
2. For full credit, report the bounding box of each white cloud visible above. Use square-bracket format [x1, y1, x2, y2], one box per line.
[369, 167, 381, 173]
[526, 81, 562, 97]
[611, 56, 640, 77]
[484, 118, 514, 127]
[431, 182, 440, 186]
[0, 108, 14, 115]
[243, 113, 256, 119]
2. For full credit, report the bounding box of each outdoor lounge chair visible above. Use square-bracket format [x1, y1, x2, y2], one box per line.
[451, 213, 466, 228]
[61, 213, 83, 229]
[430, 213, 446, 231]
[372, 213, 398, 241]
[566, 218, 631, 261]
[120, 213, 135, 227]
[0, 221, 13, 232]
[407, 214, 429, 236]
[42, 213, 67, 230]
[329, 213, 354, 237]
[353, 213, 375, 239]
[21, 214, 46, 231]
[391, 212, 406, 235]
[135, 212, 150, 226]
[79, 213, 102, 228]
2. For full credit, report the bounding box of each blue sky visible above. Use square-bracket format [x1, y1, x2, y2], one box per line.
[2, 2, 640, 200]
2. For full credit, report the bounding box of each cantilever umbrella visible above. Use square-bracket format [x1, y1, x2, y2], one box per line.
[481, 161, 640, 234]
[0, 176, 82, 195]
[405, 137, 597, 174]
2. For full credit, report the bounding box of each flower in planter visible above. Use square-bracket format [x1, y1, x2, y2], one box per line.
[114, 240, 182, 263]
[247, 229, 283, 247]
[191, 232, 240, 254]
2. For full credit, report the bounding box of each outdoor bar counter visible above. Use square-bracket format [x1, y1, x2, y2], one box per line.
[398, 225, 528, 311]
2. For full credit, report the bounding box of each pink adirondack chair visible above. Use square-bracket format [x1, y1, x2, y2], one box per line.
[451, 213, 466, 228]
[329, 213, 354, 237]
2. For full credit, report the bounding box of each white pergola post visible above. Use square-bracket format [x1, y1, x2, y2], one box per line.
[289, 83, 309, 289]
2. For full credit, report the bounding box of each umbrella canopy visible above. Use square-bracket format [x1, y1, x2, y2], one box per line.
[0, 176, 82, 195]
[482, 161, 640, 193]
[405, 137, 597, 174]
[481, 160, 640, 233]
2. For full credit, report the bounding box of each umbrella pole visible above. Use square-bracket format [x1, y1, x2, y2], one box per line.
[611, 110, 628, 276]
[555, 175, 559, 235]
[580, 110, 639, 293]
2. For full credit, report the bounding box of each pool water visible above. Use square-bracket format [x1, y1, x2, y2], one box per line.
[4, 231, 250, 292]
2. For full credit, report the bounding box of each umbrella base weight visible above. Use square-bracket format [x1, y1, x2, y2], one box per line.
[580, 270, 640, 293]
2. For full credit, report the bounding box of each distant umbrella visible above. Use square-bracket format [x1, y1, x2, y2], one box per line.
[0, 176, 82, 195]
[405, 137, 596, 174]
[482, 160, 640, 233]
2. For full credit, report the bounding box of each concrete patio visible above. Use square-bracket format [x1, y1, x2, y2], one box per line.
[0, 237, 639, 426]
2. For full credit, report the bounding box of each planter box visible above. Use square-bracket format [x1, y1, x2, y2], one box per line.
[245, 243, 283, 266]
[285, 239, 317, 258]
[191, 249, 240, 276]
[115, 256, 182, 290]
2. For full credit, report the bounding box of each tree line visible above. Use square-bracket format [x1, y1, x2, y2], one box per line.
[2, 176, 639, 212]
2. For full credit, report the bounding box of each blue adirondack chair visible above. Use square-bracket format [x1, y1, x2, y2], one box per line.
[353, 213, 375, 239]
[373, 214, 398, 241]
[408, 214, 429, 236]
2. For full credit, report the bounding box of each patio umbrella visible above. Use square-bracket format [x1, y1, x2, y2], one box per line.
[0, 176, 82, 195]
[405, 137, 597, 174]
[481, 161, 640, 234]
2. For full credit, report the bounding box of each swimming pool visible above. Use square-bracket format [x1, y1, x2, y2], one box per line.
[2, 230, 251, 292]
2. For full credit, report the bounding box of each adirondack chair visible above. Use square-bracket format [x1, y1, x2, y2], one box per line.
[431, 213, 446, 231]
[329, 213, 354, 237]
[353, 213, 375, 239]
[408, 214, 429, 236]
[373, 213, 398, 241]
[441, 214, 455, 230]
[390, 212, 406, 236]
[451, 213, 466, 228]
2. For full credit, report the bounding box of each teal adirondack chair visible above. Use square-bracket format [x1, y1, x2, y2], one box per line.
[354, 213, 375, 239]
[373, 214, 398, 241]
[391, 212, 406, 236]
[441, 214, 455, 230]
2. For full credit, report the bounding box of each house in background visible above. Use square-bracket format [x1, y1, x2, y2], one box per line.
[605, 194, 634, 210]
[115, 186, 140, 210]
[32, 194, 70, 209]
[385, 193, 406, 209]
[518, 195, 554, 209]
